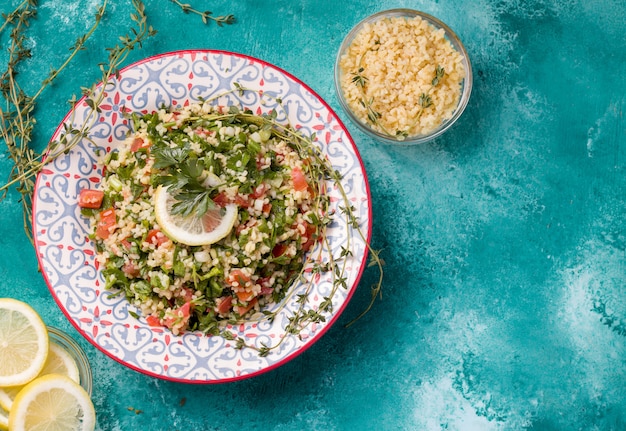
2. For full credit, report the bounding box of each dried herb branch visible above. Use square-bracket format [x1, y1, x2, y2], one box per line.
[0, 0, 55, 242]
[0, 0, 158, 242]
[169, 0, 235, 26]
[0, 0, 235, 243]
[0, 0, 32, 37]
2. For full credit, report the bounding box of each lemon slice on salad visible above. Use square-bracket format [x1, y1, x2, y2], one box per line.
[0, 298, 48, 387]
[9, 374, 95, 431]
[0, 342, 80, 411]
[154, 185, 237, 246]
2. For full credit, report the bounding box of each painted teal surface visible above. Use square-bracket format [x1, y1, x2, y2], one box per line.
[1, 0, 625, 429]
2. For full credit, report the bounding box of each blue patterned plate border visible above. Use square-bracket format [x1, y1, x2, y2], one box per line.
[33, 50, 371, 383]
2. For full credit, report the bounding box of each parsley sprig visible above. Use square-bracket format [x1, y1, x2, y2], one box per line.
[151, 144, 217, 217]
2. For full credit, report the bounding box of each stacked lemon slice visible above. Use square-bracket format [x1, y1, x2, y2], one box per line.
[0, 298, 95, 431]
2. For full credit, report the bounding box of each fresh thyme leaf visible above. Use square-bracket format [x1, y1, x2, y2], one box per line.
[431, 65, 445, 86]
[169, 0, 235, 26]
[351, 67, 368, 87]
[233, 81, 244, 96]
[366, 107, 381, 123]
[419, 93, 433, 109]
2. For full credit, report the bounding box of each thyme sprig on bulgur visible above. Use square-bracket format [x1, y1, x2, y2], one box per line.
[350, 45, 445, 139]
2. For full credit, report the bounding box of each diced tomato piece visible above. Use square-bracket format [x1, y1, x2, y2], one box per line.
[249, 183, 268, 199]
[272, 243, 288, 258]
[181, 288, 195, 303]
[130, 137, 151, 152]
[96, 208, 116, 239]
[216, 296, 233, 315]
[146, 229, 168, 247]
[291, 166, 309, 192]
[212, 192, 249, 208]
[212, 192, 230, 207]
[163, 301, 192, 331]
[234, 298, 258, 316]
[78, 189, 104, 209]
[234, 194, 250, 207]
[146, 315, 161, 327]
[121, 238, 132, 249]
[226, 269, 250, 287]
[122, 261, 140, 278]
[235, 289, 255, 302]
[178, 301, 191, 318]
[301, 221, 317, 252]
[262, 202, 272, 215]
[193, 127, 213, 138]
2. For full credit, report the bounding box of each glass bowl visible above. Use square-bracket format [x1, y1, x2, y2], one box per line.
[334, 9, 472, 145]
[47, 326, 93, 396]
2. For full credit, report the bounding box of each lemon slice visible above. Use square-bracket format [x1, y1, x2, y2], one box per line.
[0, 404, 8, 431]
[154, 185, 237, 246]
[0, 342, 80, 411]
[0, 298, 48, 387]
[41, 342, 80, 383]
[0, 387, 17, 413]
[9, 374, 95, 431]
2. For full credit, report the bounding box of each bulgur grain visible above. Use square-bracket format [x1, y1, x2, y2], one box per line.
[339, 14, 466, 138]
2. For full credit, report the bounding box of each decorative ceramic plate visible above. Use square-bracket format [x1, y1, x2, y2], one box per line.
[33, 50, 371, 383]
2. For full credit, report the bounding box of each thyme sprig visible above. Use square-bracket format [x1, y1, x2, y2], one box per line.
[397, 65, 445, 139]
[0, 0, 98, 242]
[350, 43, 446, 139]
[0, 0, 235, 243]
[351, 41, 388, 133]
[182, 86, 384, 356]
[169, 0, 235, 26]
[0, 0, 156, 242]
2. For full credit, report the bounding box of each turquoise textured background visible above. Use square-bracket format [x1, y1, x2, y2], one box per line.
[1, 0, 625, 429]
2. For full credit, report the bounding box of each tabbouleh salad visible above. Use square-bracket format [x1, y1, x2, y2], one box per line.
[78, 101, 327, 335]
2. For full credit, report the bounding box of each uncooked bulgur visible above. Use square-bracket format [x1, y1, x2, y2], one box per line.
[339, 14, 466, 138]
